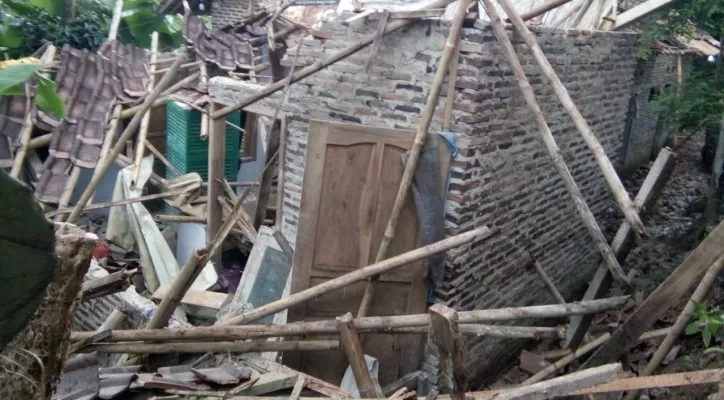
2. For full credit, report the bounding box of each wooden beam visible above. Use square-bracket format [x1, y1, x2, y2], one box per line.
[70, 297, 628, 343]
[613, 0, 679, 29]
[624, 254, 724, 400]
[429, 304, 467, 400]
[497, 364, 622, 400]
[582, 219, 724, 369]
[253, 120, 281, 230]
[207, 103, 226, 265]
[497, 0, 646, 238]
[213, 0, 457, 119]
[565, 148, 676, 349]
[479, 0, 627, 283]
[357, 0, 473, 319]
[337, 313, 384, 398]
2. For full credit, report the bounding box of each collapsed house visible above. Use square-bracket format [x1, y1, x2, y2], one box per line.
[2, 0, 724, 398]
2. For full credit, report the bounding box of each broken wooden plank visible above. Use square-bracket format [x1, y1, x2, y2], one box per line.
[357, 0, 473, 319]
[80, 340, 339, 354]
[382, 371, 425, 397]
[565, 147, 676, 349]
[497, 0, 646, 238]
[222, 226, 492, 326]
[624, 253, 724, 400]
[152, 285, 227, 319]
[236, 372, 298, 396]
[478, 0, 627, 284]
[81, 270, 133, 300]
[613, 0, 678, 29]
[573, 368, 724, 395]
[337, 313, 384, 398]
[70, 297, 628, 343]
[239, 356, 352, 398]
[519, 350, 551, 375]
[365, 10, 390, 74]
[429, 304, 467, 400]
[582, 220, 724, 369]
[289, 375, 305, 400]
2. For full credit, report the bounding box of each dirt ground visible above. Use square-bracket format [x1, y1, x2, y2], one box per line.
[494, 131, 724, 398]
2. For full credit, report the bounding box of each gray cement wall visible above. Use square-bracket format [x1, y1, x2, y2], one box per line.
[210, 19, 640, 386]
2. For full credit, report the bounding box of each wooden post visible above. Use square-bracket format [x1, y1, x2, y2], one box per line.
[275, 117, 287, 227]
[624, 254, 724, 400]
[480, 0, 627, 284]
[71, 297, 627, 343]
[565, 148, 675, 349]
[582, 220, 724, 369]
[496, 0, 645, 237]
[337, 313, 384, 398]
[131, 31, 159, 186]
[213, 0, 457, 119]
[67, 53, 188, 223]
[429, 304, 467, 400]
[207, 105, 226, 266]
[357, 0, 473, 319]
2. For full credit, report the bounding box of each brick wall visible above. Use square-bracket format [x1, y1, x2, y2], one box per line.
[211, 0, 253, 27]
[210, 19, 640, 386]
[620, 53, 693, 172]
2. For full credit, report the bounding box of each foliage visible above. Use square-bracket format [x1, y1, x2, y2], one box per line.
[0, 63, 64, 118]
[685, 301, 724, 348]
[654, 67, 724, 136]
[0, 0, 182, 57]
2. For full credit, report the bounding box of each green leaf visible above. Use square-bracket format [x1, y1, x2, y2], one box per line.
[3, 0, 39, 16]
[0, 63, 40, 94]
[686, 322, 700, 336]
[35, 75, 64, 118]
[709, 322, 722, 335]
[1, 84, 24, 95]
[0, 23, 25, 49]
[704, 329, 712, 347]
[26, 0, 65, 18]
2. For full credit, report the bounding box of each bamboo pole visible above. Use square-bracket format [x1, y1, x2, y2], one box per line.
[115, 72, 200, 120]
[107, 0, 124, 40]
[27, 133, 52, 149]
[213, 0, 457, 119]
[220, 225, 493, 326]
[496, 0, 646, 237]
[155, 214, 205, 223]
[337, 313, 384, 398]
[80, 340, 339, 354]
[145, 139, 181, 177]
[10, 45, 57, 179]
[47, 188, 186, 218]
[480, 0, 627, 284]
[71, 297, 626, 343]
[131, 32, 159, 187]
[54, 167, 82, 222]
[91, 104, 123, 203]
[357, 0, 473, 319]
[624, 254, 724, 400]
[532, 259, 566, 304]
[67, 53, 188, 223]
[523, 333, 611, 385]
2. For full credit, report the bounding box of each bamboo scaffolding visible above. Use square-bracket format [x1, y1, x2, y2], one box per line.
[67, 53, 188, 223]
[479, 0, 627, 284]
[496, 0, 645, 237]
[74, 297, 627, 343]
[131, 32, 159, 187]
[357, 0, 473, 319]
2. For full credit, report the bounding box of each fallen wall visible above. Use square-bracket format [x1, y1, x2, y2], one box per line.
[210, 19, 640, 385]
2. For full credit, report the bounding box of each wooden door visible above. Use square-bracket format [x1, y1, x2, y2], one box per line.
[287, 120, 450, 386]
